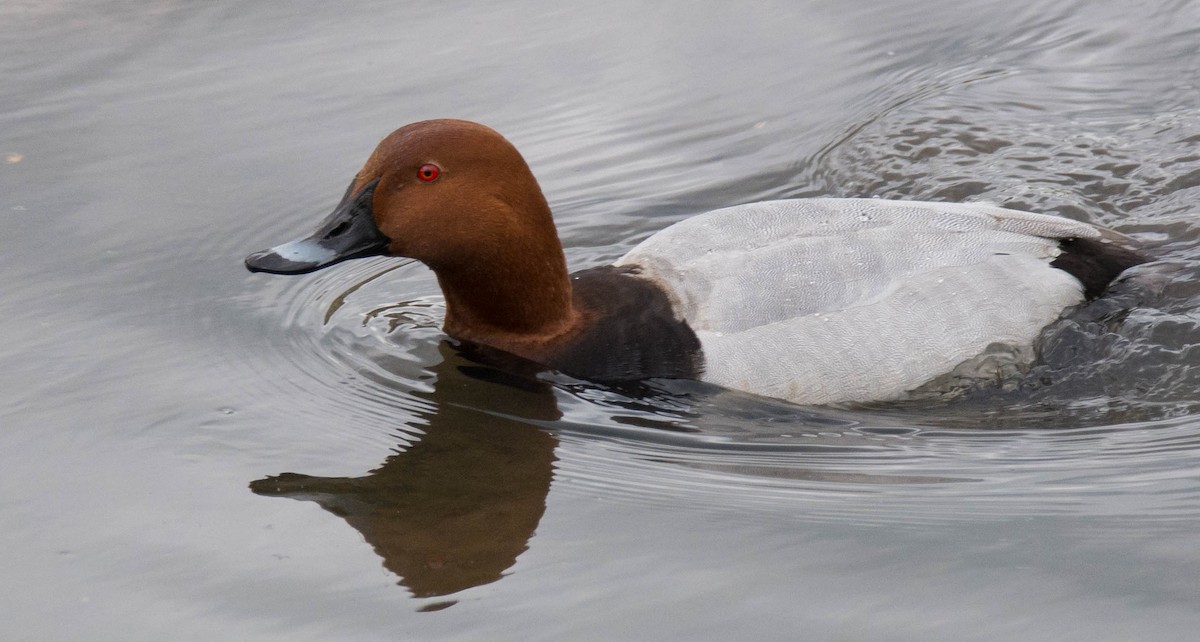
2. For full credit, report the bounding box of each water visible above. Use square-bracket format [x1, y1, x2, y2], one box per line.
[3, 0, 1199, 639]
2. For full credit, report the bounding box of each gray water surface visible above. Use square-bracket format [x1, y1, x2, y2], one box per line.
[3, 1, 1200, 640]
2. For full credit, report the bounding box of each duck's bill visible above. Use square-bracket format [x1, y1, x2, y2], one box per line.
[245, 178, 388, 274]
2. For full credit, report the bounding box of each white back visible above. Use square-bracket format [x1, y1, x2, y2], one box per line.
[616, 199, 1095, 404]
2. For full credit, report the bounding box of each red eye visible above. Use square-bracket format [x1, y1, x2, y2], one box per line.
[417, 164, 441, 182]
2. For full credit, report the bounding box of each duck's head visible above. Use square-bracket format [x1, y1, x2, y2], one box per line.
[245, 119, 559, 276]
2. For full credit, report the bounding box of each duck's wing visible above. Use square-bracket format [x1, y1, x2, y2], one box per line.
[616, 199, 1095, 403]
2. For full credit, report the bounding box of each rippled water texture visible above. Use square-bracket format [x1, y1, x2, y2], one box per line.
[3, 0, 1200, 639]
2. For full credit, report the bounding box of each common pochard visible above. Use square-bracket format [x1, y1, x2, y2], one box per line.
[246, 119, 1145, 404]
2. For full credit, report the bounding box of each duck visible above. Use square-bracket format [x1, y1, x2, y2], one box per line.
[245, 119, 1146, 405]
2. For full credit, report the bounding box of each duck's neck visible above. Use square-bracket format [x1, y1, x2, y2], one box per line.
[436, 242, 580, 355]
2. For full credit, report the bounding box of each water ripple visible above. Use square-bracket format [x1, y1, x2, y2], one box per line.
[236, 246, 1200, 532]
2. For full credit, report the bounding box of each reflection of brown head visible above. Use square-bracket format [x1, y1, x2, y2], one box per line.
[251, 342, 559, 599]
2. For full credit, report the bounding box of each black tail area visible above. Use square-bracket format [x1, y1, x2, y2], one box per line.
[1051, 236, 1149, 300]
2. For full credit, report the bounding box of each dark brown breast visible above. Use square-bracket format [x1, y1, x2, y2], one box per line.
[544, 265, 704, 381]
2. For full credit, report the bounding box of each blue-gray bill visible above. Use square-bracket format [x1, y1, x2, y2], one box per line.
[245, 177, 387, 274]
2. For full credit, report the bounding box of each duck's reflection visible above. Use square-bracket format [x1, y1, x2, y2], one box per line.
[250, 343, 560, 600]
